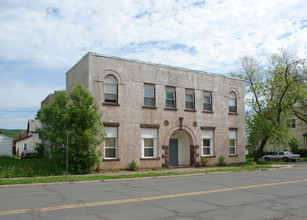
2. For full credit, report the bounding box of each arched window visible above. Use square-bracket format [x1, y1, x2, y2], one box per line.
[229, 91, 237, 113]
[104, 75, 118, 104]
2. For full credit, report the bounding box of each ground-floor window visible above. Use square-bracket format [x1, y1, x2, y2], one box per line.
[201, 130, 214, 156]
[229, 130, 237, 155]
[23, 143, 27, 150]
[141, 128, 158, 158]
[104, 127, 117, 159]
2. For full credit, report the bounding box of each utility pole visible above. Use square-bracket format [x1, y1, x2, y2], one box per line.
[66, 130, 69, 175]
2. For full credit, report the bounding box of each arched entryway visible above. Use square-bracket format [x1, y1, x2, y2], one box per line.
[169, 130, 191, 166]
[162, 125, 199, 167]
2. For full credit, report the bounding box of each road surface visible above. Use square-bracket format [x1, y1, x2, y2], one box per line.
[0, 163, 307, 220]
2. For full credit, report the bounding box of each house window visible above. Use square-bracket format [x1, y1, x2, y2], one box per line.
[165, 87, 176, 108]
[229, 91, 237, 113]
[23, 143, 27, 150]
[104, 75, 118, 104]
[185, 89, 195, 110]
[286, 118, 296, 128]
[203, 91, 212, 111]
[229, 130, 237, 155]
[104, 84, 118, 103]
[201, 130, 214, 156]
[141, 128, 158, 158]
[104, 127, 118, 159]
[144, 84, 155, 107]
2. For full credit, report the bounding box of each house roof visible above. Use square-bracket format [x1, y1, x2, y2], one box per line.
[15, 135, 33, 143]
[0, 133, 15, 140]
[27, 119, 41, 134]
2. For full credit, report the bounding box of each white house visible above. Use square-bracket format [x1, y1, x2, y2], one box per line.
[15, 119, 41, 156]
[0, 134, 14, 157]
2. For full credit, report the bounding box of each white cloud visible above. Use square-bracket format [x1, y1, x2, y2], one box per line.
[0, 0, 306, 128]
[1, 0, 306, 71]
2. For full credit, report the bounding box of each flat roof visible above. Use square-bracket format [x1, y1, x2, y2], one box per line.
[66, 52, 243, 81]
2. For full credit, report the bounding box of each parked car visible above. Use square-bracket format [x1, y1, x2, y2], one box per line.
[262, 151, 301, 162]
[21, 150, 37, 159]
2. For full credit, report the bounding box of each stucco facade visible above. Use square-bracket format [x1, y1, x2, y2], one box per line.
[287, 117, 307, 149]
[66, 52, 245, 169]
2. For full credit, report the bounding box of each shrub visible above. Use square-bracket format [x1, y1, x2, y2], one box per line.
[288, 136, 300, 153]
[129, 160, 140, 171]
[34, 143, 45, 158]
[219, 155, 226, 166]
[296, 149, 307, 157]
[201, 157, 209, 167]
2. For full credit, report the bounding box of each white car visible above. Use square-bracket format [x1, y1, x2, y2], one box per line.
[262, 151, 301, 162]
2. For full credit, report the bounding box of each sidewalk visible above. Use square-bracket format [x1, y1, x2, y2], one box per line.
[0, 164, 295, 188]
[82, 164, 293, 177]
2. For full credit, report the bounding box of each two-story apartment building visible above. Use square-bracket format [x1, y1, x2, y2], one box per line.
[62, 52, 245, 169]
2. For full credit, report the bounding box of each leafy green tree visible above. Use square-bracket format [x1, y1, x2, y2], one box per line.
[38, 83, 104, 174]
[231, 49, 307, 162]
[7, 131, 19, 139]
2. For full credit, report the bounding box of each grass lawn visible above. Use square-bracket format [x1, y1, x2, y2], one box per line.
[0, 155, 301, 186]
[299, 157, 307, 161]
[0, 165, 274, 186]
[0, 156, 65, 178]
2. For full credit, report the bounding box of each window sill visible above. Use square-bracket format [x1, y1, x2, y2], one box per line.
[142, 106, 157, 109]
[201, 155, 216, 158]
[228, 112, 238, 115]
[184, 109, 196, 112]
[103, 158, 120, 161]
[102, 103, 120, 107]
[140, 157, 160, 160]
[229, 155, 238, 157]
[202, 110, 213, 114]
[164, 107, 177, 111]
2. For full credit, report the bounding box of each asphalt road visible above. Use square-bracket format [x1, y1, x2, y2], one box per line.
[1, 164, 307, 220]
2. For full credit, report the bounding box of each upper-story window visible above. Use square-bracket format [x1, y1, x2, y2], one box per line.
[203, 91, 212, 111]
[104, 75, 118, 104]
[286, 118, 296, 128]
[144, 84, 155, 107]
[185, 89, 195, 110]
[229, 91, 237, 113]
[165, 87, 176, 109]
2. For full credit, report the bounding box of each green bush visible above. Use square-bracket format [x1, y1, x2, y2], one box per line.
[288, 136, 300, 153]
[34, 143, 45, 158]
[219, 155, 226, 166]
[201, 157, 209, 167]
[296, 149, 307, 157]
[129, 160, 140, 171]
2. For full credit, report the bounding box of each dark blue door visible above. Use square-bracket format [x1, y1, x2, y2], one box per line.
[169, 139, 178, 166]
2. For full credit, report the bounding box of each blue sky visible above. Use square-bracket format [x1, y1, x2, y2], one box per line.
[0, 0, 306, 129]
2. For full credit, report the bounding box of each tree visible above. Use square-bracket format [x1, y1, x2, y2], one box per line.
[231, 49, 307, 162]
[7, 131, 19, 139]
[38, 83, 104, 174]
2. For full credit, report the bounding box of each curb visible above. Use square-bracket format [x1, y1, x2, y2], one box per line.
[0, 165, 294, 188]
